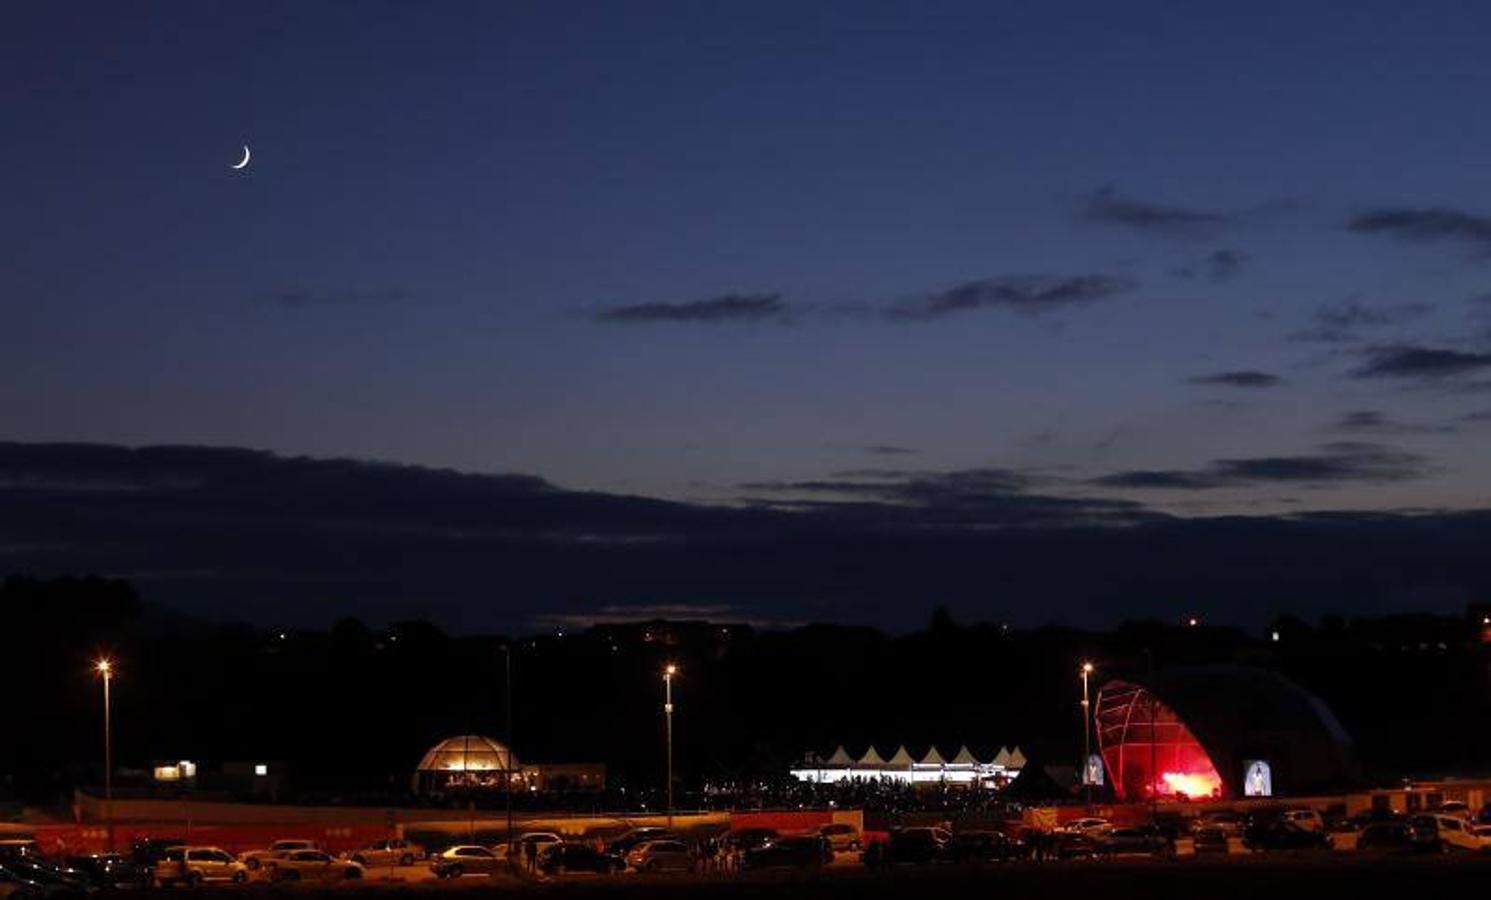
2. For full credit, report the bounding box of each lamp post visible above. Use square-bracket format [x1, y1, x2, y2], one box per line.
[663, 664, 676, 827]
[95, 659, 114, 851]
[502, 643, 514, 870]
[1080, 661, 1094, 809]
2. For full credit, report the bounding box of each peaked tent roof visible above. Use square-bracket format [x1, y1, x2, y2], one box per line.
[857, 746, 887, 766]
[825, 746, 854, 766]
[920, 746, 947, 765]
[951, 745, 979, 765]
[886, 745, 916, 766]
[1006, 746, 1028, 768]
[991, 746, 1012, 767]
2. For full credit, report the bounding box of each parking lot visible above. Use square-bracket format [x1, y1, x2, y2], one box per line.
[54, 853, 1491, 900]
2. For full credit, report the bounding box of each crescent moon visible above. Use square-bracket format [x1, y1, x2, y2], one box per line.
[231, 145, 251, 170]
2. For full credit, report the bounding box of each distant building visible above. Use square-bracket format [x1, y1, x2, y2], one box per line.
[790, 744, 1024, 788]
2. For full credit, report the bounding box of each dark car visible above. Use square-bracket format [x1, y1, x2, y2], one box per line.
[1356, 821, 1416, 852]
[1100, 825, 1176, 858]
[126, 840, 184, 871]
[536, 843, 618, 875]
[1191, 825, 1229, 855]
[62, 855, 148, 889]
[730, 828, 779, 852]
[888, 828, 950, 865]
[1050, 830, 1105, 859]
[1242, 819, 1332, 851]
[0, 858, 92, 897]
[604, 828, 677, 864]
[742, 836, 832, 870]
[944, 831, 1014, 864]
[1, 863, 44, 897]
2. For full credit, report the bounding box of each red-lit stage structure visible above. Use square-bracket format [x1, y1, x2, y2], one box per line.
[1093, 666, 1359, 801]
[1095, 680, 1223, 800]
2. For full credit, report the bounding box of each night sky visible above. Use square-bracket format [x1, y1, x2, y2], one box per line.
[6, 2, 1491, 631]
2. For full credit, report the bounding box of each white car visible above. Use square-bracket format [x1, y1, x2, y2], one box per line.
[1063, 817, 1113, 838]
[266, 850, 364, 882]
[1281, 809, 1324, 832]
[430, 846, 502, 878]
[241, 839, 319, 870]
[817, 823, 862, 852]
[626, 840, 694, 873]
[155, 847, 248, 886]
[348, 839, 424, 867]
[1410, 813, 1482, 851]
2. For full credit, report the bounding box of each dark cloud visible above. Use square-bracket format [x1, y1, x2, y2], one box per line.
[864, 445, 918, 456]
[884, 274, 1136, 320]
[594, 293, 788, 323]
[1170, 248, 1249, 282]
[1186, 371, 1283, 388]
[1093, 443, 1430, 490]
[1331, 410, 1453, 435]
[1291, 299, 1435, 343]
[1348, 207, 1491, 252]
[740, 467, 1150, 527]
[1458, 409, 1491, 423]
[4, 442, 1488, 632]
[1081, 187, 1233, 237]
[256, 287, 412, 308]
[1353, 345, 1491, 380]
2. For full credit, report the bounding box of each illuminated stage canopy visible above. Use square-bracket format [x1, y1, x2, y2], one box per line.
[1095, 681, 1223, 800]
[1094, 666, 1358, 801]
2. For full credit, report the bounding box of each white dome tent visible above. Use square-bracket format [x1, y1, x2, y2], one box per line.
[413, 735, 519, 794]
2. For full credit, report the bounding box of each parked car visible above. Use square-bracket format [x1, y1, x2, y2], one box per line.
[1280, 809, 1325, 832]
[1191, 812, 1245, 836]
[1436, 801, 1472, 820]
[888, 827, 950, 865]
[0, 864, 44, 900]
[1063, 817, 1114, 839]
[429, 846, 501, 878]
[626, 840, 694, 873]
[1191, 825, 1229, 855]
[742, 836, 832, 870]
[604, 828, 677, 864]
[1100, 825, 1176, 858]
[816, 823, 862, 853]
[536, 843, 618, 875]
[1050, 830, 1105, 859]
[265, 850, 363, 882]
[729, 828, 779, 852]
[0, 858, 90, 897]
[1242, 819, 1332, 851]
[1355, 821, 1416, 852]
[1408, 813, 1484, 852]
[240, 839, 319, 871]
[126, 839, 184, 871]
[153, 847, 249, 887]
[62, 854, 149, 889]
[944, 830, 1014, 863]
[348, 839, 423, 867]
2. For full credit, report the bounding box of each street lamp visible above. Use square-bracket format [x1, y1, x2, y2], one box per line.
[663, 664, 677, 827]
[95, 659, 114, 851]
[1080, 662, 1094, 809]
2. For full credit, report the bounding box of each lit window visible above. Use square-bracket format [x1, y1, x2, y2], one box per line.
[255, 764, 268, 776]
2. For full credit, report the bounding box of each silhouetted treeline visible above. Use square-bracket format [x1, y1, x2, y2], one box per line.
[3, 576, 1490, 806]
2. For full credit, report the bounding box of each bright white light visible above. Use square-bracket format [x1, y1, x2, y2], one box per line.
[1271, 630, 1281, 642]
[254, 764, 268, 776]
